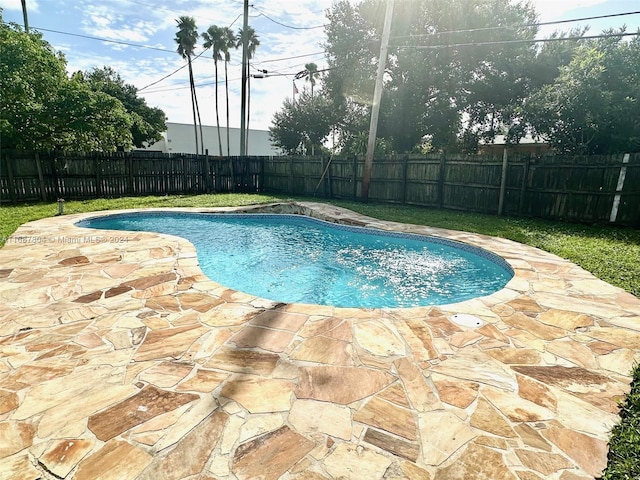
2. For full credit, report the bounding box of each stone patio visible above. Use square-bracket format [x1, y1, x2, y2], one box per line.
[1, 201, 639, 480]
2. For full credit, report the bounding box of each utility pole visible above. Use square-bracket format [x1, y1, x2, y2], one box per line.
[21, 0, 29, 32]
[239, 0, 249, 156]
[361, 0, 394, 200]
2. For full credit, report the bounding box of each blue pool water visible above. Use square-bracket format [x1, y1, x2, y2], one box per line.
[78, 212, 513, 308]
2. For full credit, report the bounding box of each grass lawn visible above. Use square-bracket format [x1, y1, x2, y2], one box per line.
[1, 193, 638, 478]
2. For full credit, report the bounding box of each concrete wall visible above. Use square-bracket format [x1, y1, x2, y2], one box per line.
[144, 122, 282, 156]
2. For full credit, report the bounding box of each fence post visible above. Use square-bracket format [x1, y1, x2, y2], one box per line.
[50, 155, 60, 199]
[609, 153, 631, 223]
[202, 154, 209, 193]
[326, 155, 333, 198]
[438, 153, 446, 209]
[498, 148, 508, 215]
[5, 155, 17, 203]
[352, 156, 358, 199]
[35, 153, 47, 201]
[402, 154, 409, 204]
[94, 155, 102, 198]
[259, 156, 265, 192]
[518, 154, 530, 215]
[319, 156, 326, 197]
[127, 153, 134, 195]
[182, 156, 188, 193]
[288, 156, 294, 195]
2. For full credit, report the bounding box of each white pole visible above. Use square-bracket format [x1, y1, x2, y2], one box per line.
[609, 153, 630, 223]
[361, 0, 394, 200]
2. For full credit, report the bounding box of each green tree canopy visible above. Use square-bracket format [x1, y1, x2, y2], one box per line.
[270, 0, 637, 156]
[0, 15, 168, 152]
[525, 32, 640, 154]
[269, 91, 333, 155]
[81, 67, 166, 148]
[1, 16, 68, 150]
[323, 0, 540, 153]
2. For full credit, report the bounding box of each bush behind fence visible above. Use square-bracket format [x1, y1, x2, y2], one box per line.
[1, 150, 639, 226]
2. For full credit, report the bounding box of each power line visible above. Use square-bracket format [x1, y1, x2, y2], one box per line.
[143, 76, 244, 94]
[292, 64, 339, 79]
[391, 10, 640, 39]
[253, 51, 325, 64]
[395, 31, 640, 50]
[23, 22, 239, 93]
[526, 9, 640, 28]
[138, 48, 212, 92]
[25, 26, 178, 53]
[138, 64, 188, 92]
[251, 6, 326, 30]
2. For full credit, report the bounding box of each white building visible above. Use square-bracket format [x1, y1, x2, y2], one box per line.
[144, 122, 282, 156]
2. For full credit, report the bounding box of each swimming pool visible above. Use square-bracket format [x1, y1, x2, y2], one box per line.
[78, 212, 513, 308]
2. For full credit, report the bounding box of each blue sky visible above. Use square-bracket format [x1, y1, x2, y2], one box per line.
[1, 0, 639, 132]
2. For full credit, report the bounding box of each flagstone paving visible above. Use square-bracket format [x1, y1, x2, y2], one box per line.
[1, 201, 639, 480]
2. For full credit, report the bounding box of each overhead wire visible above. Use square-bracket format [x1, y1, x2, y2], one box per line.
[253, 51, 325, 64]
[138, 48, 211, 92]
[23, 26, 177, 53]
[142, 76, 244, 94]
[250, 6, 327, 30]
[394, 31, 640, 50]
[391, 9, 640, 39]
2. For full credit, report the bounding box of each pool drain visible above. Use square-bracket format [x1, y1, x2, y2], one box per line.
[450, 314, 484, 328]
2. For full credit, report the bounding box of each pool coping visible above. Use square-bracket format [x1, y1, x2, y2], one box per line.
[1, 201, 639, 479]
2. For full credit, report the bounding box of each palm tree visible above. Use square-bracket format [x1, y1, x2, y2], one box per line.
[304, 62, 320, 155]
[175, 16, 204, 155]
[237, 26, 260, 154]
[202, 25, 225, 156]
[304, 62, 319, 97]
[223, 27, 236, 158]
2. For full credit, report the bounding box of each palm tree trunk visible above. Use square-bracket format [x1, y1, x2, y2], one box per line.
[214, 60, 223, 156]
[192, 74, 205, 155]
[187, 59, 199, 154]
[225, 60, 230, 158]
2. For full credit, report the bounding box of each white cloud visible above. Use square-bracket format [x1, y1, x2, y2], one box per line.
[529, 0, 608, 20]
[0, 0, 38, 12]
[81, 4, 156, 43]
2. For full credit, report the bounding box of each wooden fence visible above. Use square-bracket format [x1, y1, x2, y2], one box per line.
[1, 150, 639, 226]
[0, 151, 264, 202]
[262, 152, 640, 226]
